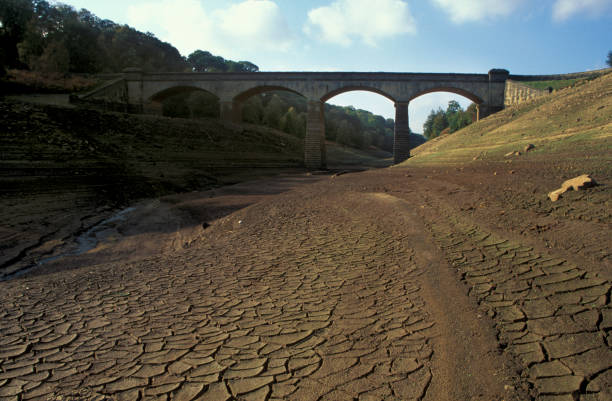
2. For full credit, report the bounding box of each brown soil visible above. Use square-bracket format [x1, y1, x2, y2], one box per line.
[1, 154, 609, 400]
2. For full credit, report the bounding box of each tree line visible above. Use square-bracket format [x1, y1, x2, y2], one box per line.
[0, 0, 259, 75]
[423, 100, 477, 139]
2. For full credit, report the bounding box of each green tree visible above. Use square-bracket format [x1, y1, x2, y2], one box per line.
[432, 111, 448, 136]
[263, 94, 286, 129]
[607, 51, 612, 68]
[336, 120, 353, 146]
[280, 107, 305, 138]
[186, 90, 219, 118]
[237, 61, 258, 72]
[0, 0, 33, 68]
[324, 116, 338, 141]
[226, 60, 259, 72]
[446, 100, 461, 132]
[188, 50, 224, 72]
[225, 60, 241, 72]
[242, 95, 264, 124]
[188, 50, 258, 73]
[446, 100, 461, 114]
[10, 1, 188, 74]
[423, 100, 478, 139]
[58, 6, 102, 72]
[423, 108, 443, 139]
[447, 100, 473, 133]
[33, 38, 69, 73]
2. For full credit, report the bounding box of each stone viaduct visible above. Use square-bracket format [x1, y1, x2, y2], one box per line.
[78, 69, 511, 169]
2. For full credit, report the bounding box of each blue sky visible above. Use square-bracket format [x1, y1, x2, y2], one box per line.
[56, 0, 612, 132]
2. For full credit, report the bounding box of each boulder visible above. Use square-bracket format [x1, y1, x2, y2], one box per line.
[505, 151, 521, 157]
[547, 174, 597, 201]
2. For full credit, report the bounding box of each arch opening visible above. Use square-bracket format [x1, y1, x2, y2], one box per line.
[323, 90, 396, 162]
[234, 85, 305, 104]
[234, 86, 308, 139]
[409, 89, 480, 140]
[149, 86, 220, 119]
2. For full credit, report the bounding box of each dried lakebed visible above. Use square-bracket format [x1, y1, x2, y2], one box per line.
[0, 167, 610, 401]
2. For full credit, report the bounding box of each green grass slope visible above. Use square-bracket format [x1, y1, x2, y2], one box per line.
[404, 71, 612, 166]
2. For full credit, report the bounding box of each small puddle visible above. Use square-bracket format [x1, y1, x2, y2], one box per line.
[72, 206, 136, 255]
[1, 206, 137, 281]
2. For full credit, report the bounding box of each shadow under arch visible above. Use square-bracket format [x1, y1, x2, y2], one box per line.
[321, 86, 396, 103]
[148, 86, 220, 118]
[149, 85, 219, 103]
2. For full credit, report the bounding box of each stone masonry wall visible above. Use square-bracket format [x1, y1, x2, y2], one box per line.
[504, 80, 551, 107]
[505, 67, 612, 107]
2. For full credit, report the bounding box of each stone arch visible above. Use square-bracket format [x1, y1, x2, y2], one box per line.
[321, 86, 396, 103]
[223, 85, 307, 124]
[320, 87, 397, 159]
[149, 85, 220, 102]
[308, 87, 398, 169]
[229, 85, 305, 124]
[234, 85, 306, 103]
[409, 86, 483, 104]
[409, 86, 486, 122]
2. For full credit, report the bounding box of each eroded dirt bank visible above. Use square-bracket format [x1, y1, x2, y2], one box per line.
[0, 161, 610, 400]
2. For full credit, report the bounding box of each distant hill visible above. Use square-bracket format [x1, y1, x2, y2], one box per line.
[1, 1, 188, 73]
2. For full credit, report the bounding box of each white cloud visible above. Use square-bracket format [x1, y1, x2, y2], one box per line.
[213, 1, 292, 53]
[552, 0, 612, 21]
[126, 0, 293, 59]
[430, 0, 525, 23]
[304, 0, 416, 47]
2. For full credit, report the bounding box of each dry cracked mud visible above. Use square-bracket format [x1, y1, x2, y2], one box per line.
[0, 164, 610, 401]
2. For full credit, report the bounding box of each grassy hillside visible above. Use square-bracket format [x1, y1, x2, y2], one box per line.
[404, 71, 612, 166]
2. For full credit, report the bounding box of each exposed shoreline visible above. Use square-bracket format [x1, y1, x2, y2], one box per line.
[1, 171, 329, 280]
